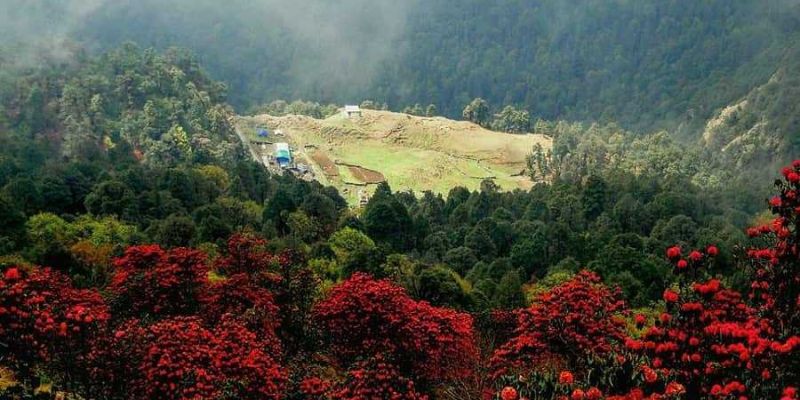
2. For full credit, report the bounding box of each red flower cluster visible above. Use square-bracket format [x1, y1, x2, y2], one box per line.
[299, 376, 333, 397]
[744, 162, 800, 334]
[491, 271, 629, 380]
[329, 354, 429, 400]
[627, 277, 766, 396]
[559, 371, 575, 385]
[8, 161, 800, 399]
[109, 245, 208, 317]
[312, 273, 478, 392]
[663, 289, 679, 303]
[623, 169, 800, 399]
[665, 245, 717, 273]
[501, 386, 518, 400]
[199, 273, 282, 354]
[213, 316, 287, 399]
[88, 316, 286, 400]
[214, 233, 277, 276]
[491, 159, 800, 399]
[0, 266, 109, 377]
[708, 381, 745, 397]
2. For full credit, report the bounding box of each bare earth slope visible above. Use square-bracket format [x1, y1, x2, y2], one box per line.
[235, 110, 552, 201]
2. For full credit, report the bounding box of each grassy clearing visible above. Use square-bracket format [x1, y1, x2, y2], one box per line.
[235, 110, 551, 202]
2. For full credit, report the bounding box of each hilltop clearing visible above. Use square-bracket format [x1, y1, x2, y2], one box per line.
[235, 110, 551, 202]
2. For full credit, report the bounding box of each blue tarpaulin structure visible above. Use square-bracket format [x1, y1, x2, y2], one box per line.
[274, 143, 291, 168]
[258, 129, 269, 137]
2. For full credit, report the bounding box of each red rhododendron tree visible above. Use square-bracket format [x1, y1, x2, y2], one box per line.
[741, 161, 800, 389]
[311, 272, 478, 397]
[490, 271, 637, 398]
[627, 158, 800, 400]
[2, 234, 295, 399]
[108, 245, 208, 317]
[212, 234, 317, 356]
[265, 248, 320, 355]
[328, 354, 430, 400]
[624, 271, 779, 398]
[213, 316, 287, 399]
[0, 266, 109, 387]
[749, 162, 800, 334]
[199, 273, 282, 354]
[86, 316, 286, 400]
[214, 233, 277, 276]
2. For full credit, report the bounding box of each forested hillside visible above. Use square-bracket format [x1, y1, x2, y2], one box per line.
[70, 0, 800, 134]
[2, 2, 800, 399]
[702, 47, 800, 168]
[3, 44, 799, 399]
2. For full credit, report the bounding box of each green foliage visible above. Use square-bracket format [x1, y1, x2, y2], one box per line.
[509, 235, 548, 278]
[415, 265, 474, 309]
[494, 270, 527, 309]
[363, 183, 413, 251]
[329, 227, 376, 264]
[0, 194, 24, 252]
[249, 99, 339, 119]
[150, 213, 197, 248]
[4, 42, 242, 167]
[526, 143, 552, 182]
[425, 104, 437, 117]
[443, 246, 478, 275]
[84, 180, 137, 219]
[23, 212, 139, 283]
[491, 106, 530, 133]
[462, 98, 491, 126]
[25, 213, 73, 267]
[0, 40, 769, 318]
[286, 210, 318, 243]
[402, 103, 426, 116]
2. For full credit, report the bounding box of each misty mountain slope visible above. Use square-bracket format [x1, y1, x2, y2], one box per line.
[702, 51, 800, 171]
[377, 0, 800, 133]
[64, 0, 800, 135]
[72, 0, 415, 110]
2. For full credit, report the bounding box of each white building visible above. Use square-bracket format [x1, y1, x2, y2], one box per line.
[343, 105, 362, 119]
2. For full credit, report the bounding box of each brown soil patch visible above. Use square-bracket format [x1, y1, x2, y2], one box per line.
[348, 165, 385, 184]
[310, 151, 339, 177]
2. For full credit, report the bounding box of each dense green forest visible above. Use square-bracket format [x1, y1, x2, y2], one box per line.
[0, 44, 754, 311]
[68, 0, 800, 134]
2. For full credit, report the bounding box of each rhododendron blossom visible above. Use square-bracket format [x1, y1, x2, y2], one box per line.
[328, 354, 429, 400]
[663, 289, 679, 303]
[87, 316, 285, 400]
[0, 266, 109, 378]
[199, 273, 282, 353]
[501, 386, 519, 400]
[214, 233, 280, 277]
[559, 371, 575, 386]
[666, 246, 682, 259]
[109, 245, 208, 317]
[312, 273, 478, 395]
[490, 271, 632, 398]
